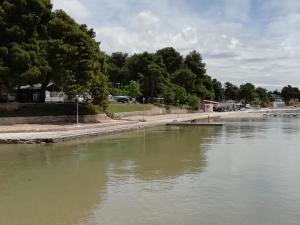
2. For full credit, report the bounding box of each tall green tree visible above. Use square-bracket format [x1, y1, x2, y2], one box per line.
[125, 52, 171, 102]
[125, 80, 141, 98]
[212, 79, 224, 101]
[46, 10, 108, 107]
[281, 85, 299, 102]
[0, 1, 108, 108]
[224, 82, 239, 100]
[256, 87, 268, 103]
[184, 51, 214, 99]
[0, 0, 52, 91]
[156, 47, 183, 74]
[142, 63, 170, 102]
[172, 84, 187, 104]
[106, 52, 128, 84]
[172, 68, 196, 91]
[125, 52, 154, 82]
[194, 83, 214, 100]
[239, 83, 257, 103]
[184, 50, 206, 80]
[198, 75, 215, 99]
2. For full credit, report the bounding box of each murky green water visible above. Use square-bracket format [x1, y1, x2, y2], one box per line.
[1, 118, 300, 225]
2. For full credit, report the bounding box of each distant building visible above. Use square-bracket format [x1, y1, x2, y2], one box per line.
[1, 83, 67, 103]
[15, 84, 42, 102]
[1, 83, 97, 103]
[273, 99, 285, 108]
[202, 100, 219, 112]
[45, 91, 67, 103]
[108, 95, 116, 103]
[216, 100, 240, 112]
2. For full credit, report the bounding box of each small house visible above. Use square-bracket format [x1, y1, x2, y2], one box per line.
[44, 83, 67, 103]
[13, 83, 67, 103]
[16, 84, 42, 102]
[202, 100, 219, 112]
[273, 99, 285, 108]
[216, 100, 239, 112]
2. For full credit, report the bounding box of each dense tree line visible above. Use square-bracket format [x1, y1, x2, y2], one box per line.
[280, 85, 300, 103]
[223, 82, 300, 105]
[0, 0, 108, 109]
[105, 48, 282, 107]
[106, 48, 224, 107]
[1, 0, 299, 110]
[223, 82, 274, 106]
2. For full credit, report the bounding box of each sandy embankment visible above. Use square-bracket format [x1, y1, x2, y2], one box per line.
[0, 108, 298, 144]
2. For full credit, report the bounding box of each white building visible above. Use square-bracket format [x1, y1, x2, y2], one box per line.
[273, 99, 285, 108]
[45, 91, 67, 103]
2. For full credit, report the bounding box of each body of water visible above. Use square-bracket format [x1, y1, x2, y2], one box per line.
[1, 118, 300, 225]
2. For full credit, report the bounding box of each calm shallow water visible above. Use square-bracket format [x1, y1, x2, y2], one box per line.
[1, 118, 300, 225]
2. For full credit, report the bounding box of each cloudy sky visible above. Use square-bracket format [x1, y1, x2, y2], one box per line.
[52, 0, 300, 90]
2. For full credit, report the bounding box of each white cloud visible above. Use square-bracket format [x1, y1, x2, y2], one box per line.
[52, 0, 300, 89]
[136, 11, 160, 27]
[52, 0, 90, 20]
[224, 0, 250, 22]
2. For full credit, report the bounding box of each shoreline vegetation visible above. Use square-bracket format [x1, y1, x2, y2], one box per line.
[1, 107, 300, 144]
[0, 103, 102, 117]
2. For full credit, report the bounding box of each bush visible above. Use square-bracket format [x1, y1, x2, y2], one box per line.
[173, 85, 187, 105]
[0, 103, 102, 117]
[187, 95, 200, 110]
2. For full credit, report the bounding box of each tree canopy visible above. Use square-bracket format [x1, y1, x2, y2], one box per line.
[281, 85, 300, 103]
[224, 82, 239, 101]
[0, 0, 52, 90]
[1, 1, 298, 109]
[0, 0, 108, 109]
[106, 47, 221, 105]
[239, 83, 257, 103]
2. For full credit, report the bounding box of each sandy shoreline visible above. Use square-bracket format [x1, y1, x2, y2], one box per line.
[0, 108, 299, 144]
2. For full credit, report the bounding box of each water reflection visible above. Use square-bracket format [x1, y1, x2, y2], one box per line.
[222, 118, 270, 142]
[103, 127, 218, 180]
[0, 126, 219, 225]
[0, 144, 108, 225]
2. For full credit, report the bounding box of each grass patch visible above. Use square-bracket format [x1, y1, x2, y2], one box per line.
[0, 103, 102, 117]
[107, 103, 154, 113]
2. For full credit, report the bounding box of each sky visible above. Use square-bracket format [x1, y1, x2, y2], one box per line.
[52, 0, 300, 90]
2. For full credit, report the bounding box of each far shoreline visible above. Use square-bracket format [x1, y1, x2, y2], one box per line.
[0, 108, 299, 144]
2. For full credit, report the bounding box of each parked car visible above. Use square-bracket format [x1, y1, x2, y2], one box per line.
[115, 96, 129, 103]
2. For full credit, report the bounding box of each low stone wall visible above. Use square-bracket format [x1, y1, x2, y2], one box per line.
[113, 107, 164, 118]
[112, 107, 192, 118]
[0, 114, 106, 125]
[169, 108, 191, 114]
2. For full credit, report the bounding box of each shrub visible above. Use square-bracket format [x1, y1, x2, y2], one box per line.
[187, 95, 200, 110]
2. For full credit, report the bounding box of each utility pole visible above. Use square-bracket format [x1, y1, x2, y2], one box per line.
[76, 95, 79, 126]
[143, 97, 146, 121]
